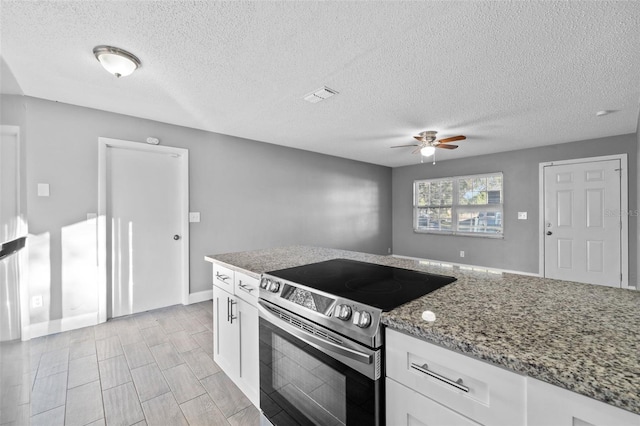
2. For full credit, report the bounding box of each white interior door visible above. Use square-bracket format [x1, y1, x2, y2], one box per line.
[543, 159, 621, 287]
[105, 142, 188, 317]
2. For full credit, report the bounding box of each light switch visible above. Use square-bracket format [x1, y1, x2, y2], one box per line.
[37, 183, 50, 197]
[518, 212, 528, 220]
[189, 212, 201, 223]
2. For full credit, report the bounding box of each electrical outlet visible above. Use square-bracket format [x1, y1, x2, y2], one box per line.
[460, 251, 465, 258]
[189, 212, 200, 223]
[32, 295, 43, 308]
[518, 212, 528, 220]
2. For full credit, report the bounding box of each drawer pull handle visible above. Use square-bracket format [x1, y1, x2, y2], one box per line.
[227, 297, 237, 323]
[238, 282, 255, 293]
[216, 273, 230, 282]
[410, 363, 469, 393]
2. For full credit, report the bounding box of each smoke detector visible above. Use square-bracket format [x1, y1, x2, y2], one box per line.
[303, 86, 339, 103]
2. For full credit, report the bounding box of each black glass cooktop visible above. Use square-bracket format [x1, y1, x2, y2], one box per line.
[266, 258, 457, 311]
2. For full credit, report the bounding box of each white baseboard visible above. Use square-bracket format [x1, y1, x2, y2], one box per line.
[26, 312, 99, 340]
[24, 291, 213, 340]
[391, 254, 541, 277]
[188, 289, 213, 304]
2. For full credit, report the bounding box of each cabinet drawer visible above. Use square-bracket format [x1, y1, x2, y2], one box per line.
[212, 263, 234, 291]
[386, 329, 526, 426]
[387, 378, 480, 426]
[235, 271, 258, 304]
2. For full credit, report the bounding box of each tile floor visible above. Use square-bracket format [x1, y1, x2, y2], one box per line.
[0, 301, 259, 426]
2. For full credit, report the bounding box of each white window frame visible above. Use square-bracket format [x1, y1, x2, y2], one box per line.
[413, 172, 504, 238]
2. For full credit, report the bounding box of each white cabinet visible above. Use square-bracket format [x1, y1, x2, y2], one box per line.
[386, 328, 526, 426]
[211, 263, 259, 407]
[386, 329, 640, 426]
[237, 296, 259, 404]
[527, 377, 640, 426]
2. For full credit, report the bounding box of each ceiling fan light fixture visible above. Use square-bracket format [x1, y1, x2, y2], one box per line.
[420, 146, 436, 157]
[93, 45, 141, 78]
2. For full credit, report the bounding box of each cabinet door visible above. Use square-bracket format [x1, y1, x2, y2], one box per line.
[527, 378, 640, 426]
[238, 298, 259, 407]
[213, 285, 239, 379]
[386, 378, 480, 426]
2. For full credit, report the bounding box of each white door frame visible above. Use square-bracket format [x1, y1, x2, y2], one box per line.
[538, 154, 629, 289]
[97, 137, 190, 323]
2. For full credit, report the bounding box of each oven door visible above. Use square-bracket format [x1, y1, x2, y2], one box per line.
[258, 300, 383, 426]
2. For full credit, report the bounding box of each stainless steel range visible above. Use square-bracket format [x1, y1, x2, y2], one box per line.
[257, 258, 457, 426]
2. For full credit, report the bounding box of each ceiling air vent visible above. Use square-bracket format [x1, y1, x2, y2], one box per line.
[303, 86, 339, 103]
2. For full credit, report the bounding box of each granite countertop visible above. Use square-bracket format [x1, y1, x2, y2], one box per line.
[205, 246, 640, 415]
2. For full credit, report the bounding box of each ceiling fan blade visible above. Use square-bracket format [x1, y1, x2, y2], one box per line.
[435, 144, 458, 149]
[390, 144, 420, 148]
[414, 136, 426, 142]
[438, 135, 466, 143]
[411, 146, 423, 154]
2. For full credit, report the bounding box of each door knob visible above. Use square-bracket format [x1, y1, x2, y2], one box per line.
[546, 231, 552, 236]
[173, 235, 180, 240]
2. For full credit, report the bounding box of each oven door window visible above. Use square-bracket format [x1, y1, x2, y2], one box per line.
[260, 317, 380, 426]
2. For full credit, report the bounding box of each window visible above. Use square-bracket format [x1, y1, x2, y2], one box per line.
[414, 172, 503, 237]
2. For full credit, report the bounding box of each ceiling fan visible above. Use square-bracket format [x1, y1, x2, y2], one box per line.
[391, 131, 466, 156]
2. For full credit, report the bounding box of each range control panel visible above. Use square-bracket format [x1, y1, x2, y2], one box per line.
[259, 274, 383, 348]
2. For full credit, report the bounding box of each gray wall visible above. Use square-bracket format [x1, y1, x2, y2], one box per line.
[392, 134, 638, 276]
[2, 89, 637, 328]
[7, 95, 392, 324]
[637, 112, 640, 287]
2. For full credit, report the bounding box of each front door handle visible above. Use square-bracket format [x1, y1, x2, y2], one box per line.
[546, 231, 552, 236]
[173, 234, 180, 240]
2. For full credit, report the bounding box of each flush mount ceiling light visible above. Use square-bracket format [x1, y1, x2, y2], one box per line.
[93, 45, 141, 78]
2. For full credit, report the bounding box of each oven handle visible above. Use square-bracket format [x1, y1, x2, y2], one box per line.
[258, 301, 373, 365]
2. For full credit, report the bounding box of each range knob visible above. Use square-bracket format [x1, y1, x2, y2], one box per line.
[260, 278, 269, 289]
[336, 304, 352, 321]
[268, 280, 280, 293]
[353, 310, 372, 328]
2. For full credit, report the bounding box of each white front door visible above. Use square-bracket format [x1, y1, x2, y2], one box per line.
[543, 159, 621, 287]
[104, 141, 188, 317]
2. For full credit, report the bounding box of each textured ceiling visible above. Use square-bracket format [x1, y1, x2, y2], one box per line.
[1, 1, 639, 167]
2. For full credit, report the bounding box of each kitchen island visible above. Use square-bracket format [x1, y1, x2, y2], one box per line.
[205, 245, 640, 417]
